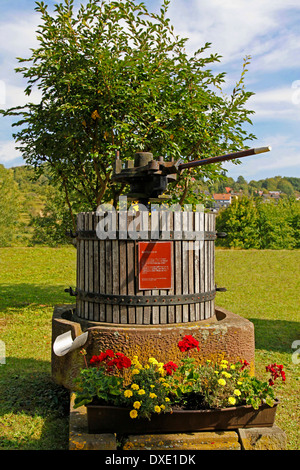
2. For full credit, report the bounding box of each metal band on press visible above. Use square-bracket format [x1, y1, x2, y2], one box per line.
[66, 287, 216, 306]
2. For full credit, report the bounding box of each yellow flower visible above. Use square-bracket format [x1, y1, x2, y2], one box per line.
[132, 369, 140, 375]
[162, 382, 170, 387]
[234, 389, 241, 396]
[148, 357, 158, 365]
[124, 389, 133, 398]
[222, 371, 232, 378]
[131, 384, 139, 390]
[130, 409, 138, 419]
[150, 384, 155, 388]
[214, 370, 219, 375]
[133, 401, 141, 409]
[165, 397, 170, 402]
[132, 356, 143, 369]
[220, 364, 227, 369]
[160, 404, 165, 410]
[237, 381, 243, 385]
[221, 360, 228, 364]
[218, 378, 226, 386]
[228, 396, 236, 405]
[159, 377, 165, 382]
[149, 392, 157, 399]
[230, 365, 236, 370]
[138, 389, 145, 395]
[154, 405, 161, 413]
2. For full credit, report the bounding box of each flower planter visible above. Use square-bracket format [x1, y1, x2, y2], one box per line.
[86, 400, 278, 435]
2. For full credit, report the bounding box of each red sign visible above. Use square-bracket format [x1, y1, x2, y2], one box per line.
[138, 241, 172, 290]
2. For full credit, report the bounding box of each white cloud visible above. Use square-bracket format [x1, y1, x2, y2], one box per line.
[223, 134, 300, 180]
[167, 0, 300, 70]
[0, 140, 22, 164]
[249, 86, 300, 121]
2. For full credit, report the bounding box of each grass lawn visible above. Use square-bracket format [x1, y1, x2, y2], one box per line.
[0, 246, 299, 450]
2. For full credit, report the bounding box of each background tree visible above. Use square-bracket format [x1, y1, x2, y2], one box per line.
[2, 0, 256, 225]
[0, 165, 21, 246]
[216, 196, 260, 249]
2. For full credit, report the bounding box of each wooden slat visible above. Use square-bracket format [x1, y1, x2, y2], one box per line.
[194, 211, 200, 321]
[204, 212, 210, 319]
[105, 238, 112, 323]
[182, 212, 189, 322]
[93, 212, 100, 322]
[167, 212, 175, 324]
[174, 211, 182, 323]
[199, 211, 205, 320]
[151, 210, 160, 324]
[99, 238, 106, 322]
[112, 223, 120, 323]
[119, 239, 128, 324]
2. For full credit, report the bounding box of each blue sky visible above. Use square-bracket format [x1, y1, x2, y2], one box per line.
[1, 0, 300, 182]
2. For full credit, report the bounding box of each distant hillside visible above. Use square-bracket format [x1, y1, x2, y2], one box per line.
[1, 163, 299, 246]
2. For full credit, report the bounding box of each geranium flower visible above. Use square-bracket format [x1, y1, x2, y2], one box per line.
[178, 335, 200, 352]
[163, 361, 178, 376]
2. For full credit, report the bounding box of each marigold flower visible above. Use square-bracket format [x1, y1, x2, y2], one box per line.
[124, 389, 133, 398]
[132, 368, 140, 375]
[133, 401, 141, 409]
[149, 392, 157, 399]
[221, 371, 232, 378]
[154, 405, 161, 413]
[218, 378, 226, 386]
[138, 389, 145, 395]
[130, 409, 138, 419]
[148, 357, 158, 365]
[165, 397, 170, 402]
[131, 384, 139, 390]
[234, 389, 241, 396]
[228, 396, 236, 405]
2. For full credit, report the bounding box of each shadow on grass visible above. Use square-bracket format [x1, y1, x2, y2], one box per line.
[0, 358, 70, 450]
[249, 318, 300, 353]
[0, 284, 74, 310]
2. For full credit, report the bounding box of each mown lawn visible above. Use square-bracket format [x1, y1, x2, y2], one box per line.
[0, 246, 299, 450]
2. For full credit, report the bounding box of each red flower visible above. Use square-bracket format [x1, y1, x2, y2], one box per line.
[240, 360, 249, 371]
[90, 349, 131, 371]
[113, 352, 132, 370]
[266, 363, 286, 385]
[178, 335, 200, 352]
[163, 361, 178, 376]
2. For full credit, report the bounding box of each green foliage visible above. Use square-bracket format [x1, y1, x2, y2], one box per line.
[2, 0, 255, 211]
[74, 367, 124, 408]
[29, 186, 74, 246]
[216, 196, 300, 249]
[166, 358, 278, 410]
[0, 165, 21, 247]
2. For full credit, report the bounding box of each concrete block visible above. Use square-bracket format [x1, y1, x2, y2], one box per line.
[123, 431, 241, 450]
[69, 393, 117, 450]
[238, 425, 287, 450]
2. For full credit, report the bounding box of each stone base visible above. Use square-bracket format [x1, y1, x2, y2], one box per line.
[68, 394, 286, 451]
[52, 304, 255, 389]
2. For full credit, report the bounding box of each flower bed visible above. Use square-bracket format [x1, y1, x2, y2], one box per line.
[73, 335, 285, 433]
